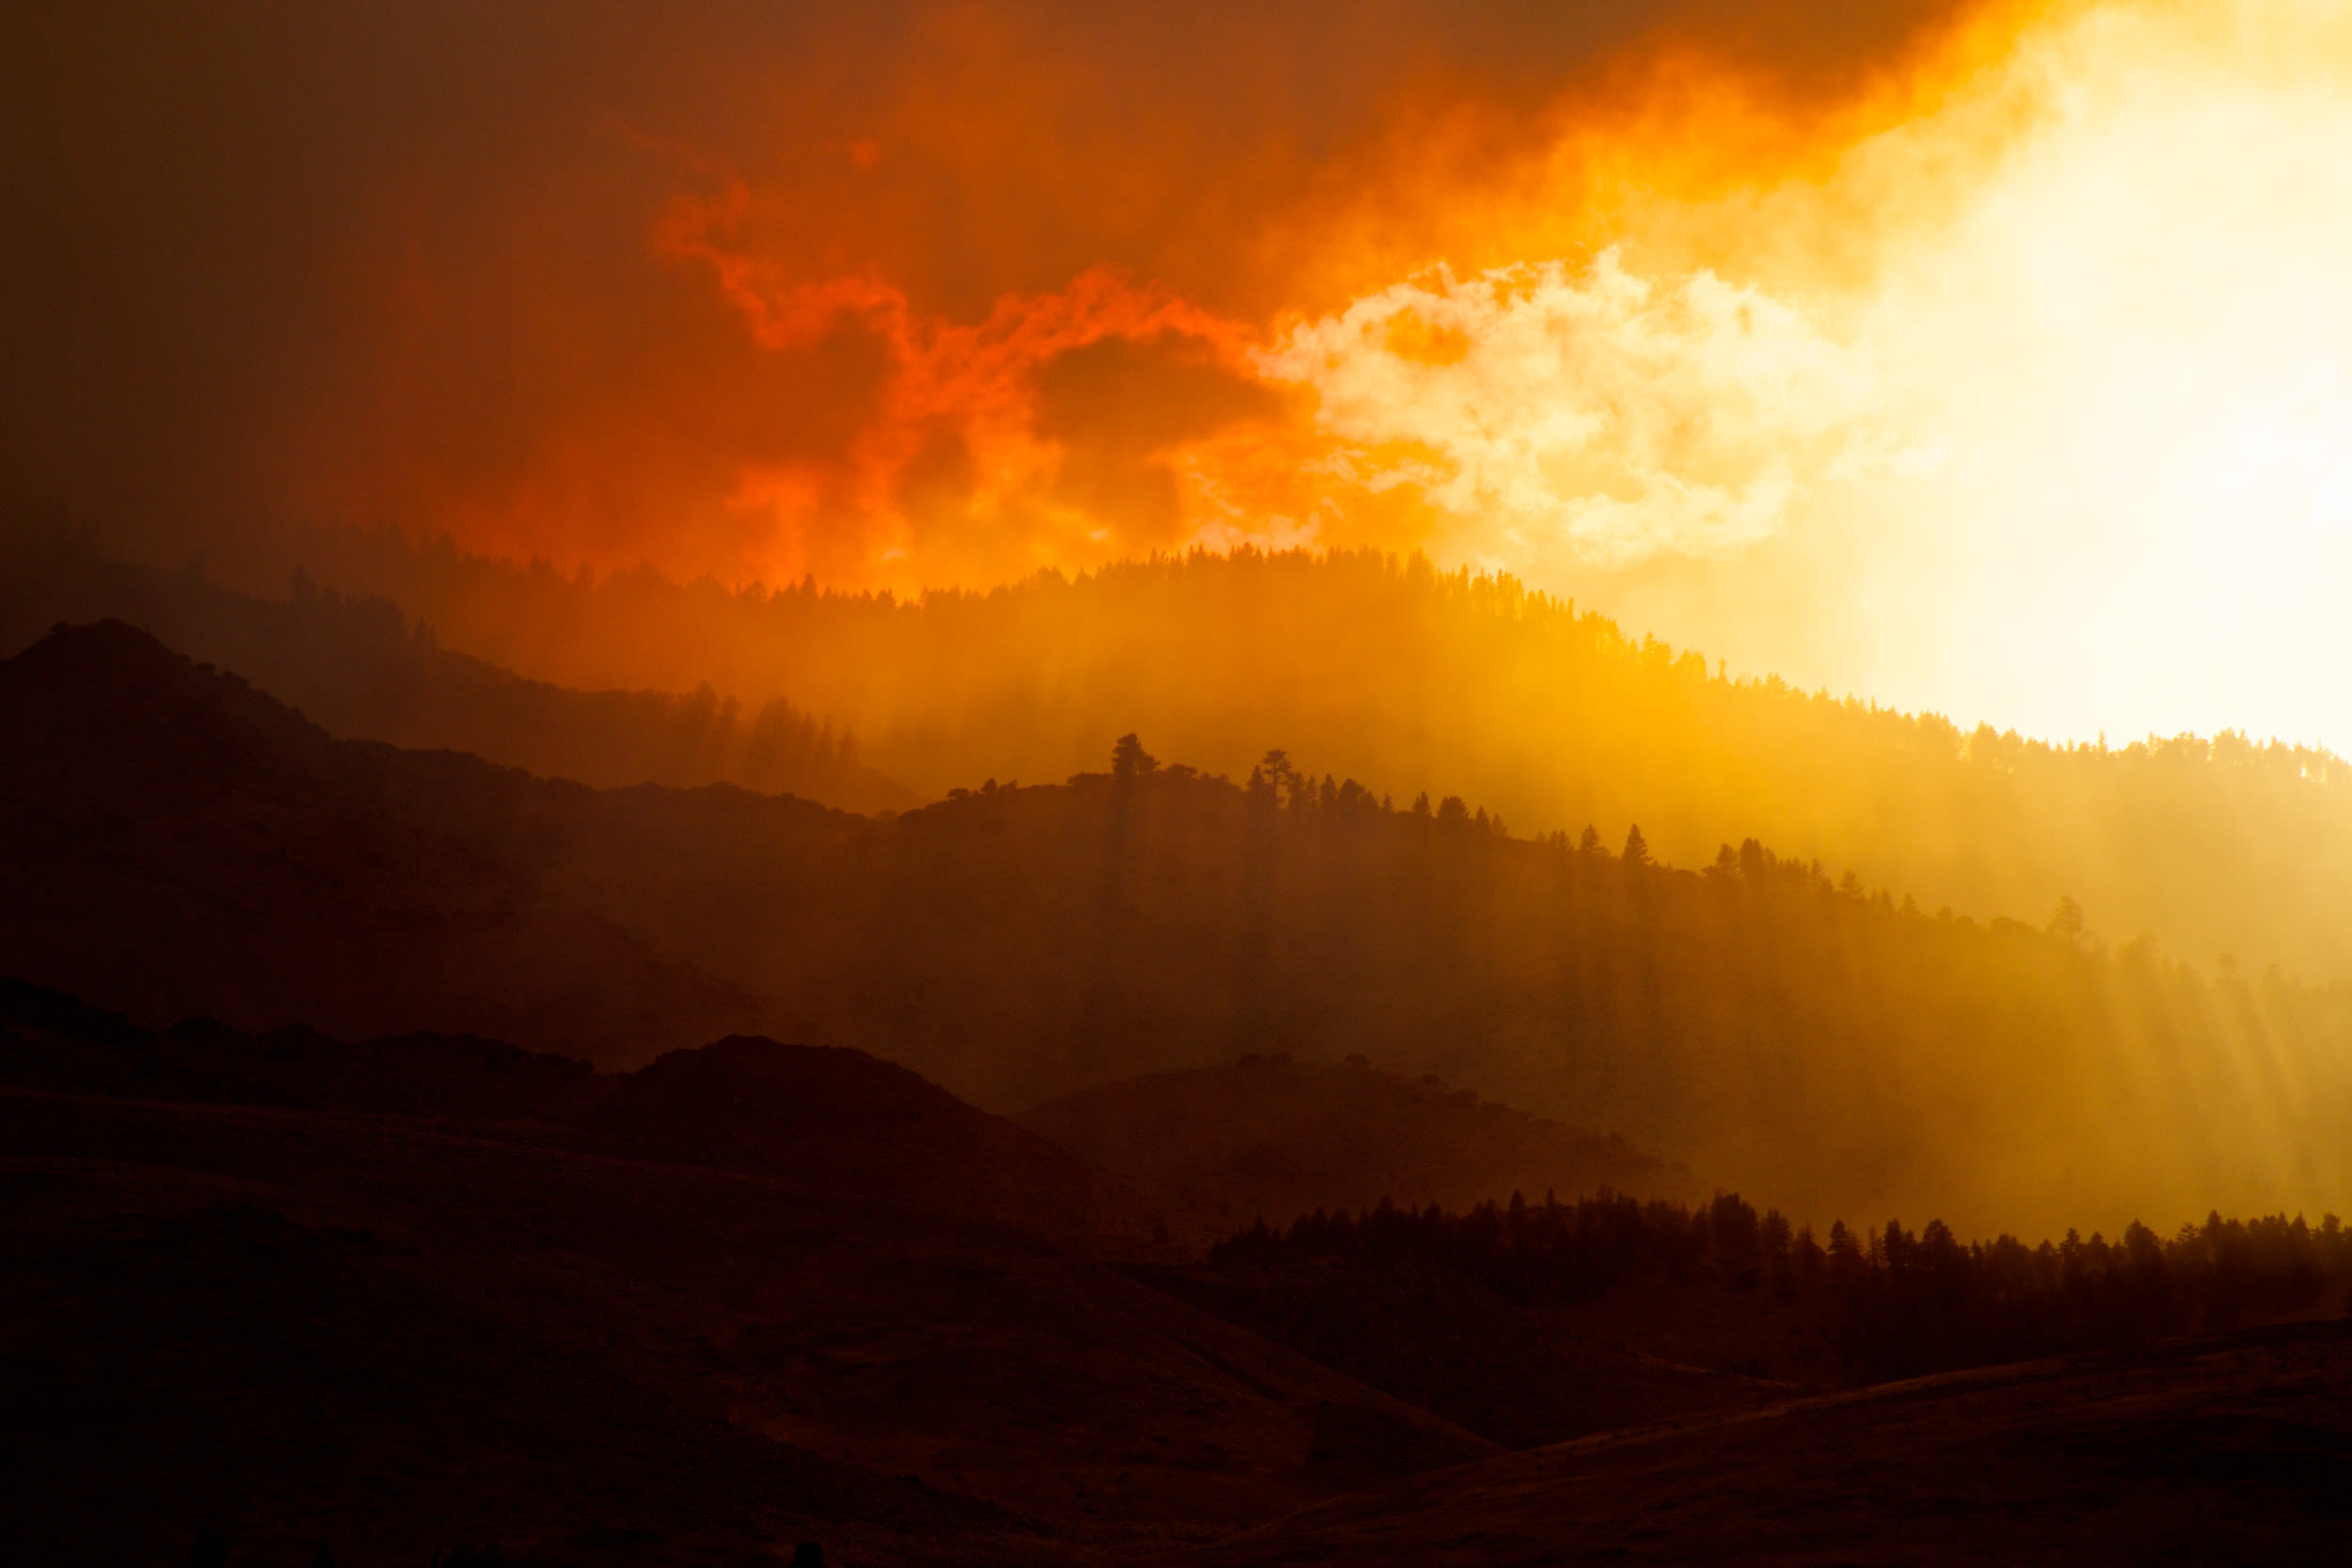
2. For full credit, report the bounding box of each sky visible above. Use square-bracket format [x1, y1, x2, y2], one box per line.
[8, 0, 2352, 748]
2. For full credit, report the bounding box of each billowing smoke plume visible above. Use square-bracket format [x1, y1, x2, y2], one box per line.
[0, 0, 1996, 591]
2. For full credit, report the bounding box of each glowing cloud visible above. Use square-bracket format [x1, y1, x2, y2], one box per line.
[1257, 251, 1878, 568]
[1677, 0, 2352, 745]
[1218, 0, 2352, 748]
[656, 162, 1270, 583]
[23, 0, 2352, 745]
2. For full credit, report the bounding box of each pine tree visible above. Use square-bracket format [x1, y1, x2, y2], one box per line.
[1110, 733, 1157, 784]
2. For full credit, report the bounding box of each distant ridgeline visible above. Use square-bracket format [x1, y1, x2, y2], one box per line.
[190, 523, 2352, 987]
[1212, 1189, 2352, 1384]
[0, 531, 915, 812]
[4, 618, 2349, 1237]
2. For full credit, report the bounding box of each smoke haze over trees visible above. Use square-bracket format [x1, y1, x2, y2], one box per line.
[146, 526, 2352, 992]
[0, 531, 913, 813]
[14, 4, 2352, 1560]
[8, 617, 2352, 1237]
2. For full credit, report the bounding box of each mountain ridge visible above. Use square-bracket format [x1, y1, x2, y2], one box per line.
[8, 619, 2351, 1236]
[0, 532, 919, 812]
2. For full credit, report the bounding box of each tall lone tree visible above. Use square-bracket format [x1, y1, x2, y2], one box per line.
[1110, 733, 1158, 785]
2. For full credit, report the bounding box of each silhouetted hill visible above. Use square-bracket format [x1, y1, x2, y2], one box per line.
[578, 1034, 1200, 1242]
[1130, 1246, 1781, 1451]
[0, 620, 769, 1060]
[13, 1067, 2349, 1563]
[728, 764, 2352, 1238]
[0, 1082, 1501, 1560]
[5, 994, 2348, 1557]
[240, 526, 2352, 986]
[1, 1193, 1002, 1567]
[0, 978, 1195, 1247]
[10, 621, 2352, 1235]
[0, 974, 595, 1120]
[1192, 1320, 2352, 1566]
[0, 532, 917, 811]
[1019, 1055, 1692, 1236]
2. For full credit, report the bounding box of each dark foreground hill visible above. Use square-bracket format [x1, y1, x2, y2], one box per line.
[0, 977, 1191, 1249]
[6, 979, 2351, 1563]
[1171, 1320, 2352, 1567]
[8, 621, 2352, 1233]
[1, 1187, 1004, 1568]
[0, 619, 776, 1060]
[0, 1049, 1524, 1562]
[0, 1036, 1527, 1563]
[1019, 1055, 1693, 1236]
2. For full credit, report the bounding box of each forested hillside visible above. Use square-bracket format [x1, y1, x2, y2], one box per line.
[8, 620, 2348, 1236]
[183, 522, 2352, 985]
[0, 531, 914, 812]
[1208, 1190, 2352, 1386]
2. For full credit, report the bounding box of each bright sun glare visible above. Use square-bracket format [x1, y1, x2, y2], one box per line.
[1827, 0, 2352, 748]
[1231, 0, 2352, 751]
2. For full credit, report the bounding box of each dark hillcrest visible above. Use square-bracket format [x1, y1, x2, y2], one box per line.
[233, 531, 2352, 987]
[0, 533, 918, 813]
[580, 1034, 1196, 1243]
[0, 978, 1503, 1562]
[1187, 1319, 2352, 1567]
[0, 620, 774, 1061]
[9, 974, 2351, 1564]
[1019, 1054, 1692, 1236]
[0, 974, 596, 1121]
[9, 621, 2352, 1234]
[0, 978, 1187, 1249]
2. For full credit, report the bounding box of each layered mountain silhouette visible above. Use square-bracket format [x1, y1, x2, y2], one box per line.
[0, 976, 1531, 1562]
[580, 1034, 1193, 1242]
[0, 620, 774, 1060]
[0, 531, 917, 812]
[8, 611, 2352, 1560]
[8, 969, 2349, 1565]
[224, 525, 2352, 987]
[8, 619, 2352, 1233]
[0, 974, 596, 1120]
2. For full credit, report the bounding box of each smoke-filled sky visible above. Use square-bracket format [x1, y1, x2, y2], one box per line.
[8, 0, 2352, 747]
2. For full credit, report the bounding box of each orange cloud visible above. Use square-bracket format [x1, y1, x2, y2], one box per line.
[653, 156, 1277, 584]
[0, 0, 2050, 594]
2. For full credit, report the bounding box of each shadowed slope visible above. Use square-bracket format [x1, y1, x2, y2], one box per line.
[580, 1034, 1203, 1243]
[1020, 1055, 1692, 1238]
[0, 534, 919, 811]
[0, 620, 767, 1060]
[1131, 1247, 1783, 1452]
[10, 621, 2352, 1234]
[0, 975, 598, 1120]
[0, 1082, 1501, 1560]
[251, 537, 2352, 988]
[0, 979, 1199, 1248]
[1173, 1321, 2352, 1566]
[0, 1191, 1002, 1568]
